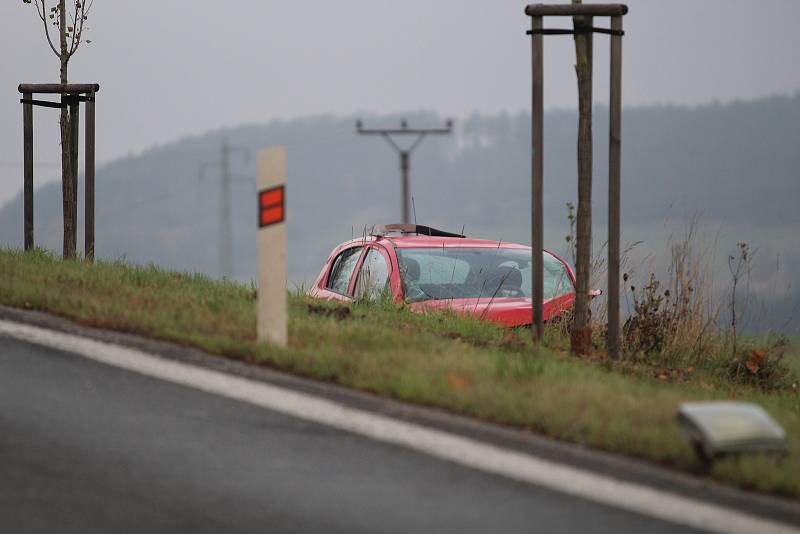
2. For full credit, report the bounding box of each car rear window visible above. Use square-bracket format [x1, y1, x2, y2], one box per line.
[326, 247, 362, 294]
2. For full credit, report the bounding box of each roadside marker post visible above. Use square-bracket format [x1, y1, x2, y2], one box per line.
[257, 147, 288, 347]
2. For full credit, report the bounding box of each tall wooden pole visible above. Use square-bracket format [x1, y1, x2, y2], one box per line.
[221, 140, 233, 277]
[607, 15, 623, 358]
[23, 93, 34, 251]
[85, 90, 96, 261]
[531, 15, 544, 342]
[69, 97, 80, 258]
[571, 13, 594, 355]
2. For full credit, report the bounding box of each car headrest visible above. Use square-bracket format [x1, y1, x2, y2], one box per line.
[490, 266, 522, 289]
[504, 267, 523, 289]
[401, 257, 421, 282]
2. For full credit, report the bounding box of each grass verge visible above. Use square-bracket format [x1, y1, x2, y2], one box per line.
[1, 248, 798, 497]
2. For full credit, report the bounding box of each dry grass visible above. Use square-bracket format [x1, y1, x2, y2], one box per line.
[563, 216, 796, 392]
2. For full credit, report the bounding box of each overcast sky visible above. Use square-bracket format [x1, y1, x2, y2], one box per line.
[1, 0, 799, 206]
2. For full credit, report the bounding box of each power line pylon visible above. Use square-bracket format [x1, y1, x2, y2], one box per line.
[199, 138, 248, 278]
[356, 118, 453, 223]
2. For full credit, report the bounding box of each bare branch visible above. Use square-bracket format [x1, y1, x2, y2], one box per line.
[33, 0, 46, 21]
[68, 0, 92, 58]
[33, 0, 61, 58]
[68, 0, 78, 56]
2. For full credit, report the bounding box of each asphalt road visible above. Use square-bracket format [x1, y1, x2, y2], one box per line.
[0, 335, 705, 534]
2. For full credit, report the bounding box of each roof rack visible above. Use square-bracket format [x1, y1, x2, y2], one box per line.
[370, 224, 466, 238]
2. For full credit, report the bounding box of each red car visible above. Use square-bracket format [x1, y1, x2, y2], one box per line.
[309, 224, 577, 328]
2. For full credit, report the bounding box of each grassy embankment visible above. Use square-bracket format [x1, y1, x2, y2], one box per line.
[1, 248, 798, 497]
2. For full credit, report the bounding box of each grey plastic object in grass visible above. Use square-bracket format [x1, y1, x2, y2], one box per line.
[677, 401, 787, 461]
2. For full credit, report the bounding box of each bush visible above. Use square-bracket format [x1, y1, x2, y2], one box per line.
[726, 338, 795, 391]
[609, 221, 796, 391]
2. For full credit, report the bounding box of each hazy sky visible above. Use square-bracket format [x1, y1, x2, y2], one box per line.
[1, 0, 799, 206]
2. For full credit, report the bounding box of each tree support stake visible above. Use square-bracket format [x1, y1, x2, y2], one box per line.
[18, 83, 100, 260]
[525, 4, 627, 359]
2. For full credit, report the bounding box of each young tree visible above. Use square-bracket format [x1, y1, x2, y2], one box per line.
[571, 0, 593, 354]
[22, 0, 93, 259]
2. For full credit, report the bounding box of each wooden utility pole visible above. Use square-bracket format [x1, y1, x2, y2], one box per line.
[221, 140, 233, 278]
[199, 139, 248, 279]
[356, 119, 453, 224]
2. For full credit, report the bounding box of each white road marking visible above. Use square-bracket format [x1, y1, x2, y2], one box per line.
[1, 319, 797, 534]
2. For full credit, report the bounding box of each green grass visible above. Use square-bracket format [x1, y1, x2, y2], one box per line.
[2, 248, 799, 497]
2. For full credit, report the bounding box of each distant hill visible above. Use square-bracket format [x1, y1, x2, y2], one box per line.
[2, 94, 798, 332]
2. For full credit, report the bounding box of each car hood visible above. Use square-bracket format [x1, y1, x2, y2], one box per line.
[408, 293, 575, 328]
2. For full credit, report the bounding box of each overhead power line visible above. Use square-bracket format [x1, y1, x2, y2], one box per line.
[356, 118, 453, 224]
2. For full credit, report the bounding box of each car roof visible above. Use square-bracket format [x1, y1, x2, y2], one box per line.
[388, 235, 531, 249]
[339, 235, 530, 250]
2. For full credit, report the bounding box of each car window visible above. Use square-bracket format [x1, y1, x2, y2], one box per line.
[326, 247, 362, 295]
[405, 252, 470, 285]
[542, 253, 573, 300]
[354, 248, 390, 300]
[396, 247, 574, 302]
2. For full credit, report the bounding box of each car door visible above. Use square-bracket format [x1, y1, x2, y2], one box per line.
[352, 245, 393, 301]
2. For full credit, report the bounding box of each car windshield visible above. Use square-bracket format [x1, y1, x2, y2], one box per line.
[396, 247, 574, 303]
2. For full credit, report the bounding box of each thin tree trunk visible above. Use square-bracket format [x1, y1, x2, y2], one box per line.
[571, 7, 594, 355]
[58, 0, 76, 259]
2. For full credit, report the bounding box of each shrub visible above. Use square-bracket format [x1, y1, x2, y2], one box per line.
[726, 338, 795, 391]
